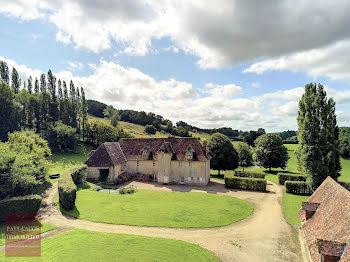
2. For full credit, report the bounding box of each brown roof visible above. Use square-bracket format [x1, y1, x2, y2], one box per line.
[299, 177, 350, 261]
[85, 142, 126, 167]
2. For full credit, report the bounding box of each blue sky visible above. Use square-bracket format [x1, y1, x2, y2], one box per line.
[0, 1, 350, 131]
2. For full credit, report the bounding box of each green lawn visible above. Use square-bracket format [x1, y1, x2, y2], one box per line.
[0, 222, 57, 246]
[48, 143, 94, 180]
[1, 229, 217, 262]
[340, 158, 350, 182]
[59, 187, 253, 228]
[282, 193, 309, 226]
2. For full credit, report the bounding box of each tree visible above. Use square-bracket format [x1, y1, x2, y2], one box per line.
[34, 77, 40, 93]
[27, 76, 33, 94]
[297, 83, 341, 190]
[236, 143, 253, 171]
[43, 121, 78, 151]
[0, 61, 9, 84]
[110, 112, 120, 127]
[81, 88, 88, 140]
[145, 124, 156, 135]
[11, 67, 21, 94]
[243, 128, 266, 146]
[0, 82, 20, 141]
[40, 73, 46, 93]
[207, 133, 239, 175]
[254, 133, 289, 171]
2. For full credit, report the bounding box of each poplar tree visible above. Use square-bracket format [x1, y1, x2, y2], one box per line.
[81, 87, 88, 140]
[34, 78, 40, 93]
[27, 76, 33, 94]
[40, 73, 46, 93]
[11, 67, 21, 94]
[297, 83, 341, 190]
[0, 61, 9, 84]
[69, 80, 77, 128]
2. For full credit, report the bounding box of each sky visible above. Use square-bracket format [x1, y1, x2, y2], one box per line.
[0, 0, 350, 132]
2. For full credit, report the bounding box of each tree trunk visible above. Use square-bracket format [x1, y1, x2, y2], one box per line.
[218, 170, 221, 176]
[269, 167, 272, 172]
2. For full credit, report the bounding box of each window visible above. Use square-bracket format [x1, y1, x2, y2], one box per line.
[153, 161, 155, 167]
[197, 177, 202, 182]
[143, 151, 147, 155]
[179, 161, 182, 167]
[180, 177, 184, 183]
[190, 176, 193, 181]
[136, 161, 139, 167]
[121, 163, 126, 171]
[189, 161, 192, 167]
[186, 151, 192, 156]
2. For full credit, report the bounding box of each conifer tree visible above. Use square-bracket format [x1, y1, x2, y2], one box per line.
[297, 83, 341, 190]
[81, 87, 88, 140]
[27, 76, 33, 94]
[0, 61, 9, 84]
[40, 73, 46, 93]
[34, 78, 40, 93]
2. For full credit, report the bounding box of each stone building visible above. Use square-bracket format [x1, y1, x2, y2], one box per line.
[85, 137, 211, 186]
[299, 177, 350, 262]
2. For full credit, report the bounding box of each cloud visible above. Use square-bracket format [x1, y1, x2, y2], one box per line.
[2, 1, 350, 68]
[244, 40, 350, 83]
[2, 55, 350, 132]
[251, 82, 260, 88]
[67, 61, 84, 71]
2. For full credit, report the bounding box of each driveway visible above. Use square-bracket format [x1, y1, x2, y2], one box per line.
[39, 180, 304, 262]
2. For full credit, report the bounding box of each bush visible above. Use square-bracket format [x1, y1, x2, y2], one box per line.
[58, 175, 77, 210]
[225, 176, 266, 191]
[285, 181, 312, 195]
[70, 165, 88, 185]
[278, 173, 306, 185]
[0, 195, 42, 223]
[145, 125, 157, 135]
[119, 185, 137, 194]
[339, 181, 350, 191]
[234, 171, 265, 179]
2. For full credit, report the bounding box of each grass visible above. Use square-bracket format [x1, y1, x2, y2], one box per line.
[340, 158, 350, 182]
[58, 186, 253, 228]
[1, 229, 218, 262]
[0, 222, 57, 246]
[282, 193, 309, 226]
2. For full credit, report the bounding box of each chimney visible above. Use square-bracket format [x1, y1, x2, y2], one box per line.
[316, 239, 347, 262]
[301, 202, 320, 221]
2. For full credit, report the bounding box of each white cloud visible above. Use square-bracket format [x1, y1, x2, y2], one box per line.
[67, 61, 84, 71]
[244, 40, 350, 83]
[251, 82, 260, 88]
[2, 1, 350, 68]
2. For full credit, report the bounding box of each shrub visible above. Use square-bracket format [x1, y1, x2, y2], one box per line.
[0, 195, 42, 223]
[145, 125, 157, 135]
[278, 173, 306, 185]
[119, 185, 137, 194]
[339, 181, 350, 191]
[116, 172, 133, 184]
[58, 175, 77, 210]
[70, 165, 88, 185]
[234, 171, 265, 179]
[285, 181, 312, 195]
[225, 176, 266, 191]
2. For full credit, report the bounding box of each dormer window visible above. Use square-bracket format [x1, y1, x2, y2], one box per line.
[143, 151, 148, 155]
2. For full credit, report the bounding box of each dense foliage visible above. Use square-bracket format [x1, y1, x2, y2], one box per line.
[70, 165, 88, 185]
[87, 100, 107, 118]
[145, 125, 157, 135]
[277, 130, 297, 140]
[0, 195, 42, 222]
[278, 173, 306, 185]
[297, 83, 341, 190]
[235, 143, 253, 170]
[43, 121, 78, 151]
[225, 176, 266, 191]
[234, 171, 265, 179]
[0, 130, 51, 199]
[285, 181, 312, 196]
[207, 133, 239, 174]
[340, 127, 350, 159]
[254, 134, 289, 171]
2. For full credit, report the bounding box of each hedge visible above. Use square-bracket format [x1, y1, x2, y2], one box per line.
[278, 173, 306, 185]
[0, 195, 42, 223]
[70, 165, 88, 185]
[339, 181, 350, 191]
[285, 181, 312, 195]
[58, 175, 77, 210]
[234, 170, 265, 179]
[225, 176, 266, 191]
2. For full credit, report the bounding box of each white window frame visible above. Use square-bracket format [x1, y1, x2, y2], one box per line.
[153, 161, 155, 167]
[137, 161, 139, 167]
[180, 177, 185, 184]
[143, 151, 147, 155]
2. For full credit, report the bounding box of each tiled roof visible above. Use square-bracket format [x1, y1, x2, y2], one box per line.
[85, 142, 127, 167]
[119, 137, 210, 161]
[299, 177, 350, 261]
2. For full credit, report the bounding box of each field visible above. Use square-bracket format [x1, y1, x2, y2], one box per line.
[282, 193, 309, 226]
[0, 222, 57, 246]
[59, 187, 253, 228]
[1, 229, 218, 262]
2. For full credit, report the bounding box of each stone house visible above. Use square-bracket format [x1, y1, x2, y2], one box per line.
[85, 137, 211, 186]
[299, 177, 350, 262]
